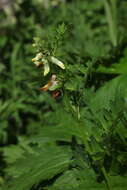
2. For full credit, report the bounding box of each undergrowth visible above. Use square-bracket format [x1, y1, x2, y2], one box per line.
[0, 0, 127, 189]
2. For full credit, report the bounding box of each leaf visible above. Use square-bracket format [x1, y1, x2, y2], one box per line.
[48, 167, 127, 190]
[48, 168, 107, 190]
[104, 0, 117, 47]
[97, 48, 127, 74]
[89, 75, 127, 111]
[29, 109, 83, 144]
[3, 146, 72, 190]
[57, 23, 66, 35]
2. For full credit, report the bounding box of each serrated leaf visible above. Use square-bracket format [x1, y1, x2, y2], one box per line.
[3, 147, 72, 190]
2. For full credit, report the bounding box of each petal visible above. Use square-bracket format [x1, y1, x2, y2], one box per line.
[34, 61, 41, 67]
[52, 91, 61, 98]
[49, 81, 59, 91]
[44, 61, 50, 76]
[32, 57, 37, 62]
[40, 83, 50, 91]
[51, 56, 65, 69]
[36, 52, 43, 60]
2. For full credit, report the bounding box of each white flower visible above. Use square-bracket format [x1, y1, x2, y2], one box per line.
[34, 61, 41, 67]
[32, 52, 43, 62]
[32, 52, 65, 76]
[36, 52, 43, 60]
[50, 56, 65, 69]
[43, 59, 50, 76]
[40, 74, 59, 91]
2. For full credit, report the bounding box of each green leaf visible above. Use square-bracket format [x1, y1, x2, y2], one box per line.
[4, 146, 72, 190]
[90, 75, 127, 111]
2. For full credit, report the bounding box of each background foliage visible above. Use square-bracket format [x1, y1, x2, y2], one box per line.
[0, 0, 127, 189]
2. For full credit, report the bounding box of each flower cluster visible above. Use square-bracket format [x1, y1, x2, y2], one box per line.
[32, 50, 65, 98]
[32, 52, 65, 76]
[40, 74, 59, 91]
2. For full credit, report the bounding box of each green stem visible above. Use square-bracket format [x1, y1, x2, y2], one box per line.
[101, 167, 111, 190]
[104, 0, 117, 47]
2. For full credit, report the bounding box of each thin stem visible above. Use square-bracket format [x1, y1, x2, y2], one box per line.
[104, 0, 117, 47]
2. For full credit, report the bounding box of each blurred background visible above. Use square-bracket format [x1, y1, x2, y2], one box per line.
[0, 0, 127, 148]
[0, 0, 127, 146]
[0, 0, 127, 187]
[0, 0, 127, 189]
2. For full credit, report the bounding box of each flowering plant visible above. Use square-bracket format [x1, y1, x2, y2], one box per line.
[32, 24, 67, 97]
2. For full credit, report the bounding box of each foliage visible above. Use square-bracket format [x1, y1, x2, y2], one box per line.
[0, 0, 127, 190]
